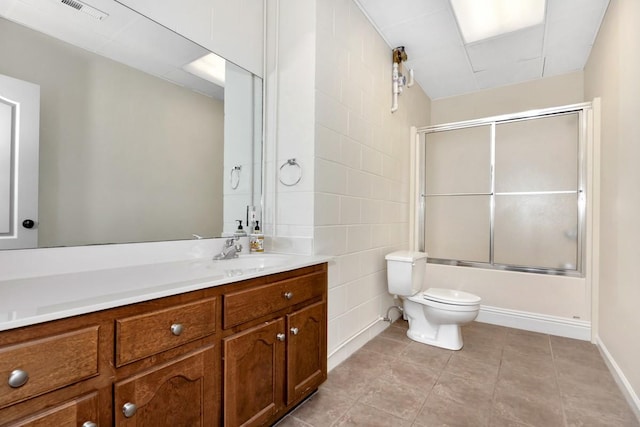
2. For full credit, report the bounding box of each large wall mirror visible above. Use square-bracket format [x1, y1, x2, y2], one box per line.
[0, 0, 262, 250]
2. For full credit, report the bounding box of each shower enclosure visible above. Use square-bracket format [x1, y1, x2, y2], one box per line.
[416, 103, 591, 277]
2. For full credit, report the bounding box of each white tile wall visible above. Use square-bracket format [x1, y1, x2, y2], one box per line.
[267, 0, 430, 363]
[315, 125, 342, 162]
[313, 0, 431, 360]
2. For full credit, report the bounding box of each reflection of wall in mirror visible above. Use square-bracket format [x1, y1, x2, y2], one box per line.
[223, 62, 261, 233]
[0, 17, 224, 247]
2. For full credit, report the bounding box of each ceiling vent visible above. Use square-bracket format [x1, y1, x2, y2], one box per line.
[58, 0, 109, 20]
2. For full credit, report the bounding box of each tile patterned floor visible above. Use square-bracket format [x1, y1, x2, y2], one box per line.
[276, 320, 639, 427]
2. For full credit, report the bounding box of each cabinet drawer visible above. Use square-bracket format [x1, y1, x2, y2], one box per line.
[0, 326, 99, 409]
[116, 297, 217, 366]
[223, 272, 325, 328]
[3, 391, 99, 427]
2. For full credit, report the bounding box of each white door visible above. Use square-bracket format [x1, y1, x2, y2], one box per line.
[0, 73, 40, 249]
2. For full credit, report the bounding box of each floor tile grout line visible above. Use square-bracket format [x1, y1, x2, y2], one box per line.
[487, 341, 507, 427]
[286, 415, 315, 427]
[548, 334, 570, 427]
[408, 348, 454, 427]
[394, 319, 449, 426]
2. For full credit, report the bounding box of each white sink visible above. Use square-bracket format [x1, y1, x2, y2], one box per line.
[214, 254, 292, 269]
[188, 253, 294, 277]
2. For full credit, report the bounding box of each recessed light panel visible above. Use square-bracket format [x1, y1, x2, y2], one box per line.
[451, 0, 546, 43]
[183, 52, 226, 87]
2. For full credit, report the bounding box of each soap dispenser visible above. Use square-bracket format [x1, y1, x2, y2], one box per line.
[233, 220, 247, 238]
[250, 221, 264, 253]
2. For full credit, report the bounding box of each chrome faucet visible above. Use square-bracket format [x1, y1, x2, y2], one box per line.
[213, 238, 242, 260]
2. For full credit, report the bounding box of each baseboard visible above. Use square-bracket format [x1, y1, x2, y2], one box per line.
[595, 336, 640, 422]
[327, 306, 592, 371]
[327, 317, 387, 372]
[476, 305, 591, 341]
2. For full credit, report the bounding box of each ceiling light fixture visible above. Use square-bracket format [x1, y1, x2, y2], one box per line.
[391, 46, 414, 113]
[182, 52, 226, 87]
[450, 0, 546, 44]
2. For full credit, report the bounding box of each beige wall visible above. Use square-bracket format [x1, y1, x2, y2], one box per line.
[431, 71, 584, 124]
[0, 18, 224, 247]
[585, 0, 640, 408]
[427, 72, 590, 324]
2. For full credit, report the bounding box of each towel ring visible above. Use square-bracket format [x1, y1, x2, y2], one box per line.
[279, 158, 302, 186]
[230, 165, 241, 190]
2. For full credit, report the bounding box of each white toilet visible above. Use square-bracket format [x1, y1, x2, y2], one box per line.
[385, 251, 481, 350]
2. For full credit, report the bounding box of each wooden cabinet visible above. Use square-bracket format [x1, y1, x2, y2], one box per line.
[2, 392, 99, 427]
[286, 302, 326, 405]
[114, 346, 216, 426]
[0, 262, 327, 427]
[222, 268, 327, 427]
[223, 319, 285, 427]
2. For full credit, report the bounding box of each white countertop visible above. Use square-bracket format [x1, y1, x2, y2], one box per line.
[0, 253, 331, 332]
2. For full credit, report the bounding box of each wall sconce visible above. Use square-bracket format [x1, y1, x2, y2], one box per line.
[391, 46, 414, 113]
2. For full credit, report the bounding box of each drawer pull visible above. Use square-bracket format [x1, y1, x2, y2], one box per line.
[122, 402, 137, 418]
[170, 323, 184, 336]
[276, 333, 286, 342]
[283, 291, 293, 300]
[82, 422, 98, 427]
[8, 369, 29, 388]
[290, 327, 299, 335]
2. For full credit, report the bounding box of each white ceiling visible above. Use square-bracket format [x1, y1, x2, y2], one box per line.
[0, 0, 224, 99]
[356, 0, 610, 99]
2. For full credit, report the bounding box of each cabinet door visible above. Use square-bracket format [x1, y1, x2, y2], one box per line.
[4, 392, 99, 427]
[223, 318, 285, 427]
[114, 346, 216, 427]
[286, 302, 327, 404]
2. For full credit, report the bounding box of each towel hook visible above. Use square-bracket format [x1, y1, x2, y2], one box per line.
[279, 158, 302, 186]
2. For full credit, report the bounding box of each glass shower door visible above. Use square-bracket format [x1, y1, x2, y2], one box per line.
[423, 124, 492, 263]
[420, 104, 586, 276]
[493, 112, 581, 270]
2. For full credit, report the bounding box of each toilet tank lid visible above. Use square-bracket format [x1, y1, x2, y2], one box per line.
[385, 251, 428, 262]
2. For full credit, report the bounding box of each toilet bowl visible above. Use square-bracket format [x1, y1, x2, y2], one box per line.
[385, 251, 481, 350]
[404, 288, 481, 350]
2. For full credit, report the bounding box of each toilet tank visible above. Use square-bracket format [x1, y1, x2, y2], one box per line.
[385, 251, 427, 296]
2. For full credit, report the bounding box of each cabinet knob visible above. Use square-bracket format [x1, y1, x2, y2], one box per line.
[122, 402, 137, 418]
[276, 333, 286, 342]
[290, 327, 299, 335]
[82, 422, 98, 427]
[170, 323, 184, 336]
[283, 291, 293, 300]
[8, 369, 29, 388]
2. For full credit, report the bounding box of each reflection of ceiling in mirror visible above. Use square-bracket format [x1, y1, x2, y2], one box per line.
[0, 0, 224, 99]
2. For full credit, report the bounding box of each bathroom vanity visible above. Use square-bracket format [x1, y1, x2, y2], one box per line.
[0, 255, 328, 426]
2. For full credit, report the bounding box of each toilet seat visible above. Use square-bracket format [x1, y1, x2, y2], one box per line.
[421, 288, 481, 306]
[407, 294, 479, 312]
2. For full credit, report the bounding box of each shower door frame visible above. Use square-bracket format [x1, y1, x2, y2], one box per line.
[416, 102, 591, 277]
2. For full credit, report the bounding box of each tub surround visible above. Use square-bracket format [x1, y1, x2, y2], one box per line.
[0, 250, 331, 331]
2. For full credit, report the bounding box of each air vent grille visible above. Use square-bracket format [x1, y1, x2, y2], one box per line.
[58, 0, 109, 20]
[61, 0, 82, 10]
